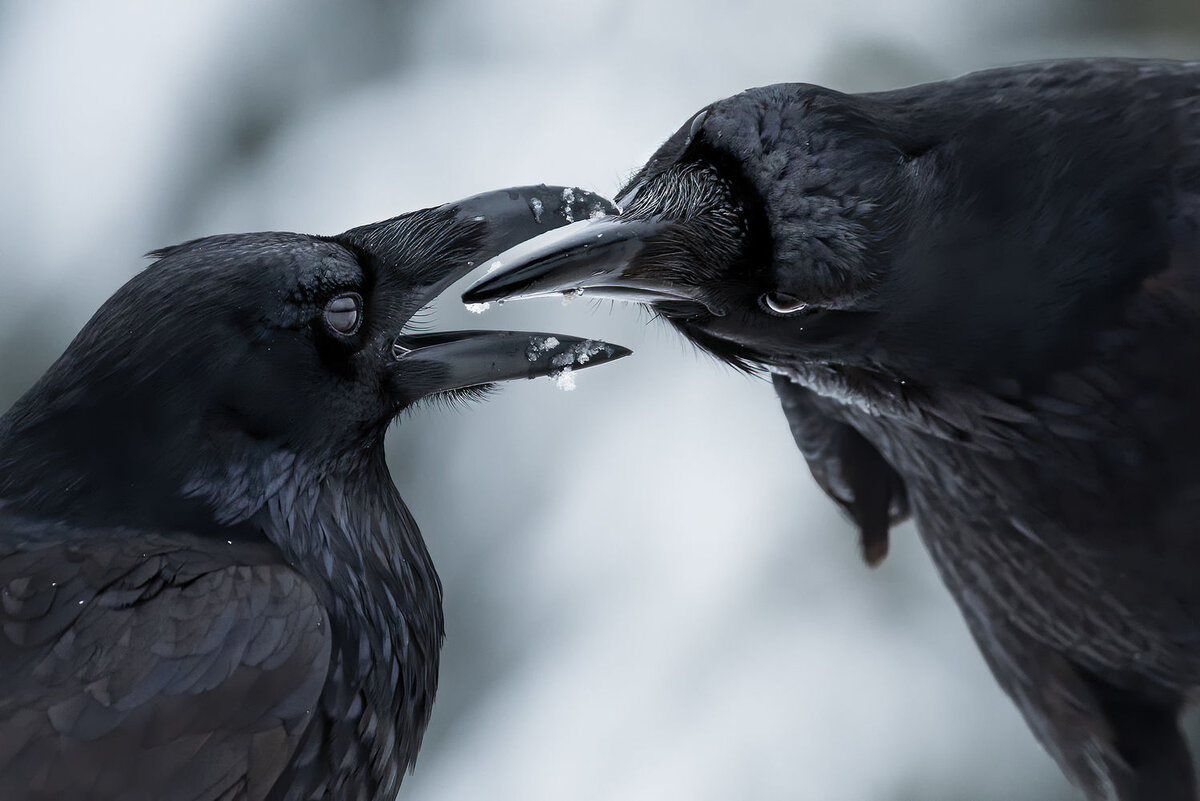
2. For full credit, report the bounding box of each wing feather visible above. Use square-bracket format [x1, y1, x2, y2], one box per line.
[0, 518, 331, 801]
[773, 374, 909, 565]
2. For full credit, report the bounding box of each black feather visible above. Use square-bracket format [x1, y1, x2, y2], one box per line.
[592, 58, 1200, 801]
[0, 185, 631, 800]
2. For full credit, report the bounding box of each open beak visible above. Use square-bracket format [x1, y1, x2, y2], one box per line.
[337, 185, 632, 397]
[460, 214, 715, 311]
[392, 329, 630, 395]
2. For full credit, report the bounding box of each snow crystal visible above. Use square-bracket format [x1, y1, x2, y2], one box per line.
[589, 208, 608, 220]
[548, 338, 612, 369]
[486, 259, 504, 274]
[562, 187, 577, 222]
[529, 196, 544, 222]
[561, 288, 583, 306]
[465, 302, 490, 314]
[553, 367, 576, 391]
[524, 335, 561, 362]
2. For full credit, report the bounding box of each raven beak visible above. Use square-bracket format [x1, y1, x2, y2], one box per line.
[338, 185, 632, 399]
[391, 329, 630, 397]
[460, 215, 716, 312]
[339, 185, 618, 307]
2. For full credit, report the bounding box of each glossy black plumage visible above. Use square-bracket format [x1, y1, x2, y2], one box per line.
[0, 186, 629, 800]
[465, 60, 1200, 800]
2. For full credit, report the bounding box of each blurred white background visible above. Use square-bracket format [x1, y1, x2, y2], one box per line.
[2, 2, 1198, 799]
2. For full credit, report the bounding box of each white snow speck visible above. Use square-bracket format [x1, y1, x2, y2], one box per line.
[549, 338, 612, 369]
[486, 260, 504, 274]
[465, 302, 490, 314]
[525, 335, 561, 362]
[553, 367, 576, 391]
[562, 187, 577, 222]
[529, 197, 544, 222]
[589, 208, 609, 220]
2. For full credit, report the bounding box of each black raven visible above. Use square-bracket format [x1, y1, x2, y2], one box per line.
[0, 185, 629, 801]
[464, 59, 1200, 801]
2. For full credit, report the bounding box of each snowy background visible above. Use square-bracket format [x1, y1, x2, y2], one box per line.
[2, 2, 1198, 799]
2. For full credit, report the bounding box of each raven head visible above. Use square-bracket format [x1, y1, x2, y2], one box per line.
[466, 78, 1172, 388]
[0, 186, 629, 528]
[463, 86, 919, 373]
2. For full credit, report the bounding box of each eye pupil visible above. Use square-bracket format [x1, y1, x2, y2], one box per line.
[761, 291, 808, 316]
[324, 293, 362, 334]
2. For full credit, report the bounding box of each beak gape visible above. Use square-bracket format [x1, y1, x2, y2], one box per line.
[343, 185, 634, 396]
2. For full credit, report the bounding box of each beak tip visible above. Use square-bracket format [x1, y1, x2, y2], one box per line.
[526, 335, 633, 372]
[460, 284, 497, 305]
[456, 267, 547, 309]
[589, 343, 634, 365]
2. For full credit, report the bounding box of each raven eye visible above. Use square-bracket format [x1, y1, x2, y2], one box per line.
[760, 292, 808, 316]
[324, 293, 362, 335]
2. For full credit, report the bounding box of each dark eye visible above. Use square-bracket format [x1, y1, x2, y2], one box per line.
[324, 293, 362, 335]
[760, 291, 808, 316]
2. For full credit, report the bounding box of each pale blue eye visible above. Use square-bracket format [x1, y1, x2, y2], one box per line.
[760, 292, 808, 316]
[324, 293, 362, 334]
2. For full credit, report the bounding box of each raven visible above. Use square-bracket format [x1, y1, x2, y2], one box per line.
[0, 185, 629, 801]
[464, 60, 1200, 801]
